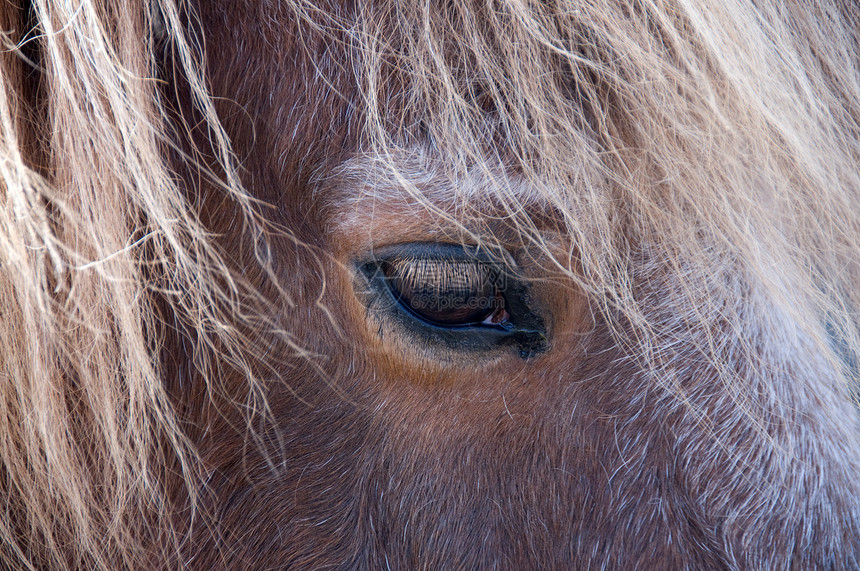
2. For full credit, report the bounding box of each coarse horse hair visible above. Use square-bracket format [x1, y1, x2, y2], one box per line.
[0, 0, 858, 568]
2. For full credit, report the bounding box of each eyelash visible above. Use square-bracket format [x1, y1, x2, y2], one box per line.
[379, 257, 512, 328]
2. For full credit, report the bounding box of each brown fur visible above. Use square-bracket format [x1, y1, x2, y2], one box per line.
[0, 0, 858, 568]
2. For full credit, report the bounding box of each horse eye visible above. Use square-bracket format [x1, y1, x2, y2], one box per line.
[359, 243, 548, 358]
[380, 258, 512, 328]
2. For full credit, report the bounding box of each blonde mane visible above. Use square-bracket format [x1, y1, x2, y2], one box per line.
[0, 0, 857, 567]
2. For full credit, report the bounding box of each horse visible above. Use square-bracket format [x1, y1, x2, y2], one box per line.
[0, 0, 858, 568]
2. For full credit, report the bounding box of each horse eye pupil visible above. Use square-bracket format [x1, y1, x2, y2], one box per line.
[381, 258, 502, 326]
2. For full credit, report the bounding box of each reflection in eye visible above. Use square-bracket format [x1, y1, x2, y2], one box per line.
[380, 257, 512, 328]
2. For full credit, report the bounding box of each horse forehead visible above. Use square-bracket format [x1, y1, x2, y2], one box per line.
[193, 1, 363, 212]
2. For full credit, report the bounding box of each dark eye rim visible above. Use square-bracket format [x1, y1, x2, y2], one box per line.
[357, 242, 549, 359]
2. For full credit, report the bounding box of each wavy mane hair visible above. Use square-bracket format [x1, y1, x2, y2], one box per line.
[0, 0, 858, 568]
